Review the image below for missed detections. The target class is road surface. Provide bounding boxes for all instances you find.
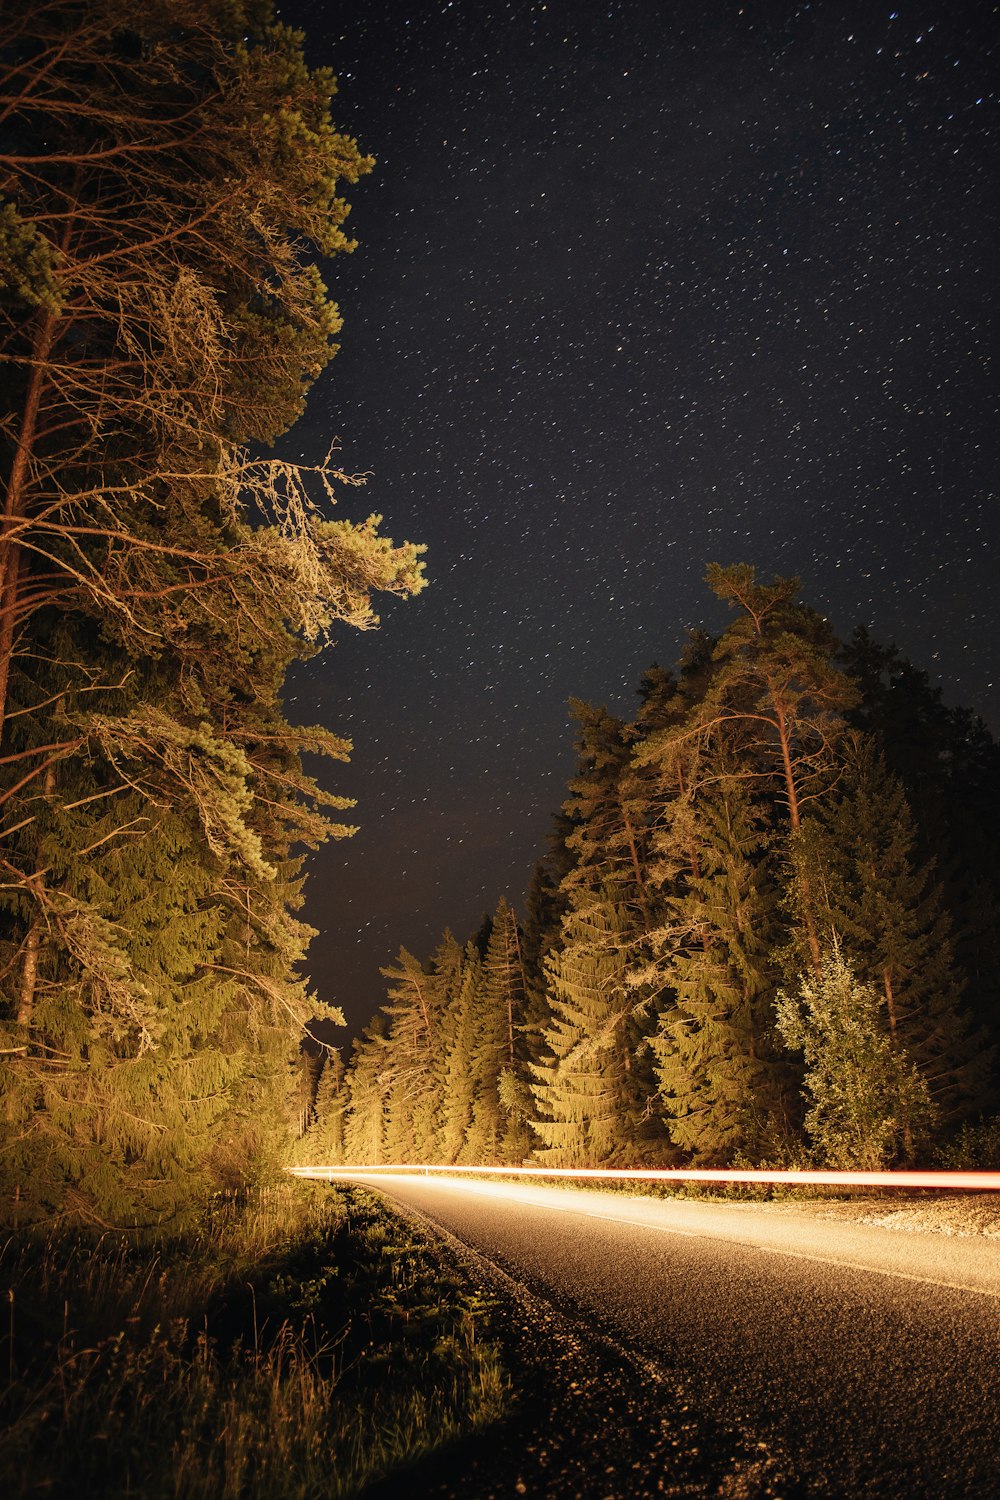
[341,1174,1000,1497]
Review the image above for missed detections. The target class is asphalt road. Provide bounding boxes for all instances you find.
[345,1175,1000,1498]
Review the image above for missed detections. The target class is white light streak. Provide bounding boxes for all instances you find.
[287,1164,1000,1191]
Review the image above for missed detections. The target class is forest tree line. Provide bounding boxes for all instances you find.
[0,0,423,1226]
[300,566,1000,1171]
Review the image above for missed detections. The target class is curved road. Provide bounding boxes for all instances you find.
[340,1174,1000,1497]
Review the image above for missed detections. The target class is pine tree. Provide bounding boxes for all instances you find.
[627,629,794,1161]
[0,0,383,731]
[700,564,858,973]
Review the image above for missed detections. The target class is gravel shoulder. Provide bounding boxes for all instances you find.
[734,1189,1000,1238]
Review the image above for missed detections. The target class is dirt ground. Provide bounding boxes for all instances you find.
[763,1191,1000,1238]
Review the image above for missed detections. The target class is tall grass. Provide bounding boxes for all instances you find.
[0,1184,506,1497]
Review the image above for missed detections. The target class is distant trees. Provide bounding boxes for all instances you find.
[0,1,424,1224]
[309,566,998,1174]
[301,900,536,1168]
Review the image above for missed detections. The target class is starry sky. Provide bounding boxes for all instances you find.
[274,0,1000,1034]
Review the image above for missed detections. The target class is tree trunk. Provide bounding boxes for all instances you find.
[773,693,822,974]
[622,802,652,933]
[504,916,516,1068]
[16,755,58,1027]
[883,965,915,1158]
[0,309,59,743]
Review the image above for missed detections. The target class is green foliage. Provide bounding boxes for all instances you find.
[532,900,662,1166]
[842,627,1000,1063]
[380,947,440,1163]
[791,738,990,1123]
[437,946,482,1163]
[0,201,63,312]
[324,905,537,1168]
[462,899,532,1164]
[520,849,571,1062]
[0,1,423,1224]
[341,1016,389,1166]
[776,950,933,1168]
[646,775,797,1163]
[934,1116,1000,1170]
[297,1049,346,1163]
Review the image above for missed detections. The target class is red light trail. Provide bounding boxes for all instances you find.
[288,1164,1000,1191]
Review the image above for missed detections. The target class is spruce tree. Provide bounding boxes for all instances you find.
[483,899,535,1160]
[794,739,990,1129]
[561,700,653,930]
[520,811,579,1067]
[298,1049,346,1165]
[438,946,483,1163]
[342,1018,389,1166]
[842,629,1000,1061]
[776,950,933,1169]
[648,774,797,1162]
[532,901,663,1166]
[379,948,439,1162]
[423,930,466,1161]
[459,900,532,1165]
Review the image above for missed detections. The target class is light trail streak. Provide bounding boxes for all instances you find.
[288,1164,1000,1191]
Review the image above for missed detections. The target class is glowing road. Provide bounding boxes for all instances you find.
[315,1173,1000,1497]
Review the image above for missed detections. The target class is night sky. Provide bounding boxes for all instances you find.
[274,0,1000,1034]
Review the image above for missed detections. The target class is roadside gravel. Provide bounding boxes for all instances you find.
[746,1190,1000,1237]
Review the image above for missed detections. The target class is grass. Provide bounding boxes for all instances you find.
[0,1182,506,1498]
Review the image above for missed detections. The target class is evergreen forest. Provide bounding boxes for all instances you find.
[299,565,1000,1172]
[3,0,998,1227]
[0,0,424,1227]
[5,5,997,1494]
